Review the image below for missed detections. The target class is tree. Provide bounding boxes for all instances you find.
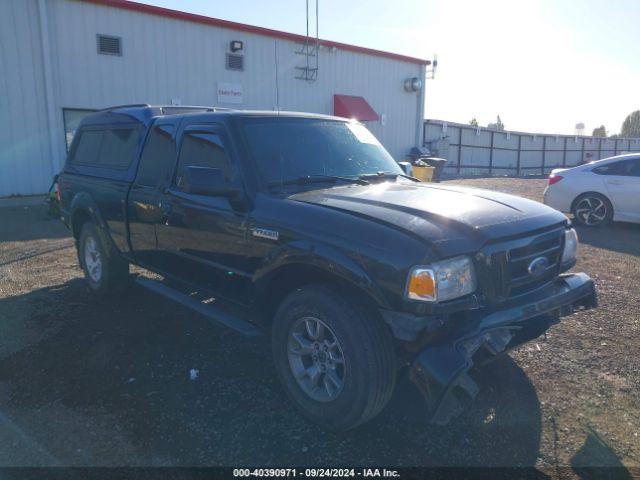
[469,118,479,127]
[620,110,640,138]
[592,125,607,137]
[488,115,505,131]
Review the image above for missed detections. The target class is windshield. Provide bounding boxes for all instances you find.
[240,117,403,186]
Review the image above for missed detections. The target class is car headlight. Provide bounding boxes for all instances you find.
[561,228,578,263]
[406,255,477,303]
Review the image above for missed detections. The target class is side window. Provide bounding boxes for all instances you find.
[63,108,97,151]
[98,128,140,168]
[72,130,103,165]
[618,159,640,177]
[628,159,640,177]
[136,125,176,187]
[70,127,139,169]
[593,161,623,175]
[175,130,233,190]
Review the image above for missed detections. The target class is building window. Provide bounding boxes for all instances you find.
[63,108,96,151]
[97,34,122,56]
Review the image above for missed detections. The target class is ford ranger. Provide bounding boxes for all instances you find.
[58,105,597,430]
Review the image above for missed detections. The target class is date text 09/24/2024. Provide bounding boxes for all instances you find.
[233,469,400,477]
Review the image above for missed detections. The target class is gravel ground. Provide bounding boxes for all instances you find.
[0,178,638,472]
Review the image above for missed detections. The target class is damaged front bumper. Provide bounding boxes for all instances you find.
[406,272,597,425]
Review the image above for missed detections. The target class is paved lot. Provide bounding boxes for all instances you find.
[0,178,638,470]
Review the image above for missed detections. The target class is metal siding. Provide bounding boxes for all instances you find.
[53,0,422,158]
[1,0,423,196]
[0,0,53,196]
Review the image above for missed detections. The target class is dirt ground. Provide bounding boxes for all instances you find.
[0,178,638,473]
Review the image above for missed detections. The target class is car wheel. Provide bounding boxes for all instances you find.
[272,285,396,431]
[79,222,129,296]
[572,193,613,227]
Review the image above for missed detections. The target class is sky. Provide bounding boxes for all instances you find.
[137,0,640,135]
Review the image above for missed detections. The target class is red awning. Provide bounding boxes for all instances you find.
[333,94,379,121]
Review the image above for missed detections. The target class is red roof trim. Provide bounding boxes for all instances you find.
[82,0,430,66]
[333,94,379,122]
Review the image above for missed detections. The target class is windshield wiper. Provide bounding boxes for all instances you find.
[267,175,370,190]
[358,171,420,182]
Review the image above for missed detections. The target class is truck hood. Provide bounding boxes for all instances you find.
[291,181,567,258]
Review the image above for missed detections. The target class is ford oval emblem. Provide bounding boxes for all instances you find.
[527,257,549,277]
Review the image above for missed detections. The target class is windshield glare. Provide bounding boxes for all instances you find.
[241,118,402,186]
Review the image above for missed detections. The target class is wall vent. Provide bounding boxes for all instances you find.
[226,53,244,71]
[97,34,122,56]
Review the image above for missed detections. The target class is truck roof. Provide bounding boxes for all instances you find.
[80,104,349,129]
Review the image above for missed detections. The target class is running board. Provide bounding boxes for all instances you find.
[136,277,263,337]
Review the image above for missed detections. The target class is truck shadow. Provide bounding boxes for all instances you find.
[0,205,70,242]
[575,222,640,257]
[0,279,541,467]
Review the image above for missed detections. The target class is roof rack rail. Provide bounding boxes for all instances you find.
[97,103,151,112]
[159,105,234,113]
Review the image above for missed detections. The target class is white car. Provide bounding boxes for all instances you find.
[543,154,640,227]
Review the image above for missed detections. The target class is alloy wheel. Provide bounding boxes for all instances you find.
[84,236,103,282]
[575,196,608,226]
[287,316,346,402]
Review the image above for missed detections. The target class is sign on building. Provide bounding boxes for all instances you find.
[217,82,243,104]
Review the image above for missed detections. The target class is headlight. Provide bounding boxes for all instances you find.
[406,255,477,303]
[562,228,578,263]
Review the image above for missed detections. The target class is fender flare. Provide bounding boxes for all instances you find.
[69,192,110,236]
[69,192,118,265]
[253,240,391,310]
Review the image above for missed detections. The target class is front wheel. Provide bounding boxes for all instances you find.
[572,193,613,227]
[79,222,129,296]
[272,285,396,431]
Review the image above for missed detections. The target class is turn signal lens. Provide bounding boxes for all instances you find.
[406,256,477,303]
[407,269,436,301]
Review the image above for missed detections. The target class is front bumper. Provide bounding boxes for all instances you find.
[407,272,597,425]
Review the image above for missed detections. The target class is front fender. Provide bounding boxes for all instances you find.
[253,240,391,309]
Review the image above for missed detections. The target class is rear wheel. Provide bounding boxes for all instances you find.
[572,193,613,227]
[79,222,129,296]
[272,285,396,431]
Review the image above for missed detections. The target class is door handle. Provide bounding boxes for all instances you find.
[159,201,173,224]
[160,202,172,214]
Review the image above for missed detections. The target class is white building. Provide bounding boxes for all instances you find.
[0,0,428,197]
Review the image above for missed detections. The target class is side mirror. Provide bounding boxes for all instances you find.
[184,166,239,197]
[397,161,413,177]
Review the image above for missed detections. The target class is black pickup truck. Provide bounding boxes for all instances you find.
[58,105,597,430]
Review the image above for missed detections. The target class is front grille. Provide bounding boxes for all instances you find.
[479,228,564,303]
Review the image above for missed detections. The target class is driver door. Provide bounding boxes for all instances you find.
[603,158,640,222]
[154,124,251,303]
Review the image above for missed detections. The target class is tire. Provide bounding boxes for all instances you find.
[572,193,613,227]
[78,222,129,296]
[272,285,396,431]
